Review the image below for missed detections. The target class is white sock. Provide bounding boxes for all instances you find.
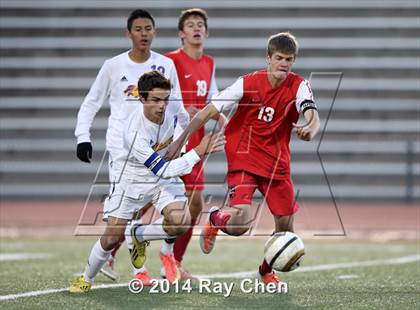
[125,219,143,250]
[125,227,133,251]
[160,240,174,255]
[134,217,170,242]
[83,239,112,282]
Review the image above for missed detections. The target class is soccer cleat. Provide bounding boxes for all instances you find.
[176,261,197,281]
[134,269,153,286]
[199,209,220,254]
[130,227,149,269]
[258,270,282,285]
[100,256,117,281]
[160,252,181,284]
[69,275,92,293]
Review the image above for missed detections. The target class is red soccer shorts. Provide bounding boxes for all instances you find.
[227,170,299,216]
[181,162,205,192]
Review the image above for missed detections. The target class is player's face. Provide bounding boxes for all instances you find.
[141,88,170,124]
[179,16,208,46]
[267,51,295,81]
[127,18,155,52]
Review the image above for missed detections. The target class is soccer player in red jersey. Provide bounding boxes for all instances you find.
[169,32,320,284]
[165,8,226,279]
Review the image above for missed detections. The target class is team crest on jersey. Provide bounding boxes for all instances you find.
[152,136,173,152]
[124,85,139,98]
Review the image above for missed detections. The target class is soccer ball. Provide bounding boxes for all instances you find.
[264,232,305,272]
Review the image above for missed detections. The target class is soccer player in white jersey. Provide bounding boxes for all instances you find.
[70,71,225,293]
[74,9,188,281]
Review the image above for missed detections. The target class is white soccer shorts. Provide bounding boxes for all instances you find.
[103,178,188,220]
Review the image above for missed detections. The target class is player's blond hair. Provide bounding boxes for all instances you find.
[267,32,299,56]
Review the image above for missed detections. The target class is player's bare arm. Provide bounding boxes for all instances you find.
[212,111,228,131]
[293,109,320,141]
[164,103,220,159]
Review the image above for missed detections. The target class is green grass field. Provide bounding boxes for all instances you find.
[0,236,419,309]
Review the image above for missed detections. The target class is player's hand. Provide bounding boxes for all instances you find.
[163,139,184,160]
[76,142,92,163]
[187,106,200,119]
[194,133,226,156]
[293,119,319,141]
[293,110,320,141]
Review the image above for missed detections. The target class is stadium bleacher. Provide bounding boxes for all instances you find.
[0,0,419,200]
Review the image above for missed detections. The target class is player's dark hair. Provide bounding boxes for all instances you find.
[127,9,155,31]
[138,71,172,100]
[267,32,299,56]
[178,8,208,31]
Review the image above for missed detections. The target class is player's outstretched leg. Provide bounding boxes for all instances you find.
[160,237,180,283]
[130,225,150,269]
[173,219,197,280]
[131,202,191,283]
[257,258,282,285]
[258,214,294,285]
[199,207,231,254]
[173,189,202,280]
[125,222,153,286]
[200,203,251,254]
[100,235,125,281]
[70,216,127,293]
[70,239,113,293]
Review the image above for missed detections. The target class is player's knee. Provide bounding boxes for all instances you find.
[100,235,120,251]
[163,214,191,236]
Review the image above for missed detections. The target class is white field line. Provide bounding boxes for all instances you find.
[0,284,127,301]
[336,274,360,280]
[0,253,50,261]
[1,254,419,301]
[197,254,420,279]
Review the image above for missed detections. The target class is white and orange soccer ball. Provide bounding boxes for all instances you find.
[264,232,305,272]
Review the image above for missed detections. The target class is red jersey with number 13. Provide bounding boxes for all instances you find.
[213,70,314,180]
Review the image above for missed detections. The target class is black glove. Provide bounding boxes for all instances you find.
[76,142,92,163]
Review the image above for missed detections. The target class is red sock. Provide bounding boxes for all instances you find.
[173,218,196,263]
[259,258,272,275]
[210,210,231,231]
[111,235,125,258]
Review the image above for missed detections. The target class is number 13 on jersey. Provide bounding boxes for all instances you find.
[258,106,275,122]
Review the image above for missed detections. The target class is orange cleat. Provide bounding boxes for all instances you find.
[258,271,282,285]
[199,220,219,254]
[160,252,180,284]
[134,269,153,286]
